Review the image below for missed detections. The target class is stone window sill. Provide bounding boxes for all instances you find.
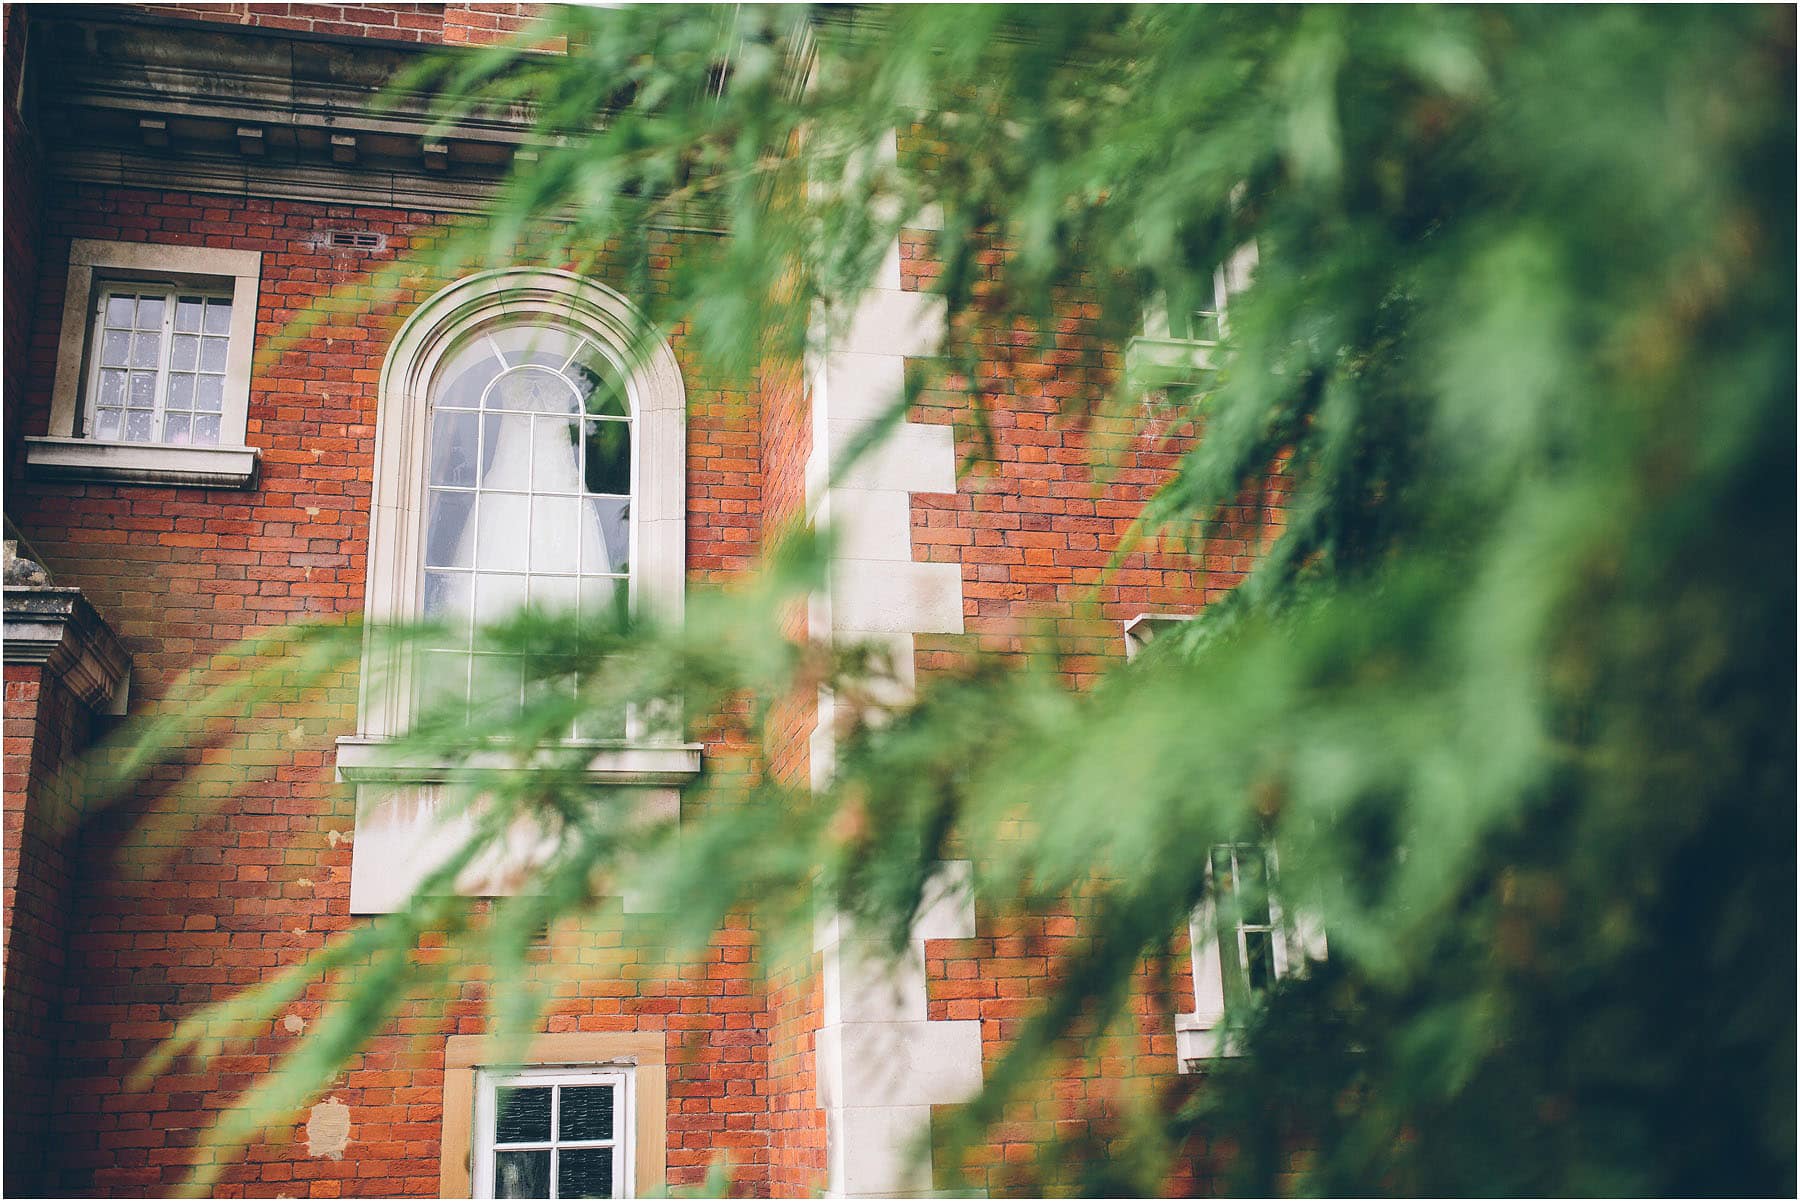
[1124,335,1220,387]
[333,735,704,787]
[24,436,260,490]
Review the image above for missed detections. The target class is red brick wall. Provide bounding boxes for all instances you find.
[4,178,776,1195]
[126,3,545,47]
[3,663,98,1195]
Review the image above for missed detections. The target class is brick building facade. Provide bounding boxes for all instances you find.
[2,6,1283,1197]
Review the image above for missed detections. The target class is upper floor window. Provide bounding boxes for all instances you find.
[418,322,636,732]
[86,287,235,446]
[25,239,262,489]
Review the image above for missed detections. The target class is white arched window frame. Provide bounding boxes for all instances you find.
[338,269,698,914]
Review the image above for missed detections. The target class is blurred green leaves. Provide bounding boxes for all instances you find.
[100,4,1795,1195]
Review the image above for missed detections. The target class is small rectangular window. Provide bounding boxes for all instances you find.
[83,283,235,446]
[1210,842,1288,1010]
[474,1066,635,1200]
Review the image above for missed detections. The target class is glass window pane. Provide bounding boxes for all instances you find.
[425,490,477,569]
[93,409,122,440]
[98,369,127,406]
[437,345,503,409]
[556,1148,615,1200]
[203,299,232,335]
[532,418,583,494]
[104,296,136,328]
[583,420,631,495]
[493,1086,552,1144]
[196,375,225,412]
[129,372,157,407]
[574,358,629,419]
[164,414,191,445]
[192,414,222,446]
[200,337,229,373]
[1245,930,1272,992]
[124,411,154,441]
[557,1085,614,1142]
[476,494,530,573]
[422,571,474,644]
[493,1150,551,1200]
[100,330,130,367]
[580,576,627,633]
[131,332,161,369]
[586,497,630,576]
[469,654,524,718]
[491,365,579,414]
[417,650,470,717]
[531,574,579,616]
[489,324,578,370]
[475,572,528,625]
[167,374,195,410]
[530,495,581,574]
[430,410,480,488]
[175,298,204,332]
[171,334,199,371]
[136,296,165,329]
[480,413,533,491]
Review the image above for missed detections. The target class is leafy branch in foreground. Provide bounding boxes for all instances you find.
[89,4,1795,1196]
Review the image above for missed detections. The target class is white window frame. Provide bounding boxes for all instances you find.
[473,1065,637,1200]
[339,269,700,914]
[25,239,262,489]
[1124,242,1259,389]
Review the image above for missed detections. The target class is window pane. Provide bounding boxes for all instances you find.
[1245,930,1272,992]
[476,494,530,573]
[105,296,135,327]
[196,375,225,412]
[491,365,578,414]
[425,490,476,569]
[579,576,627,633]
[575,358,629,419]
[530,574,579,615]
[131,332,161,369]
[200,337,228,373]
[480,413,533,490]
[167,374,195,410]
[203,299,232,335]
[587,497,630,576]
[100,330,130,367]
[422,571,473,644]
[470,654,524,719]
[583,420,631,495]
[557,1148,615,1200]
[164,414,191,445]
[93,409,122,440]
[494,1086,552,1144]
[124,411,154,441]
[171,334,199,371]
[192,414,222,446]
[430,410,480,488]
[438,348,503,409]
[417,650,470,717]
[532,418,583,494]
[98,370,127,406]
[175,298,204,332]
[490,324,578,371]
[136,296,166,328]
[129,372,157,407]
[531,495,581,574]
[475,572,528,624]
[558,1085,614,1142]
[493,1150,551,1200]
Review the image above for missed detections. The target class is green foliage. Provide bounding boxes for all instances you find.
[100,5,1793,1195]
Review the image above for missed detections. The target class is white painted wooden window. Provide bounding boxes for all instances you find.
[417,321,636,734]
[1177,841,1324,1069]
[83,285,235,446]
[474,1066,635,1200]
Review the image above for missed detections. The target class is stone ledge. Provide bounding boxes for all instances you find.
[2,586,132,713]
[24,437,261,490]
[334,735,704,787]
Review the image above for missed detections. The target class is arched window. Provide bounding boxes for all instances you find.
[350,268,687,742]
[417,321,636,733]
[340,269,695,914]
